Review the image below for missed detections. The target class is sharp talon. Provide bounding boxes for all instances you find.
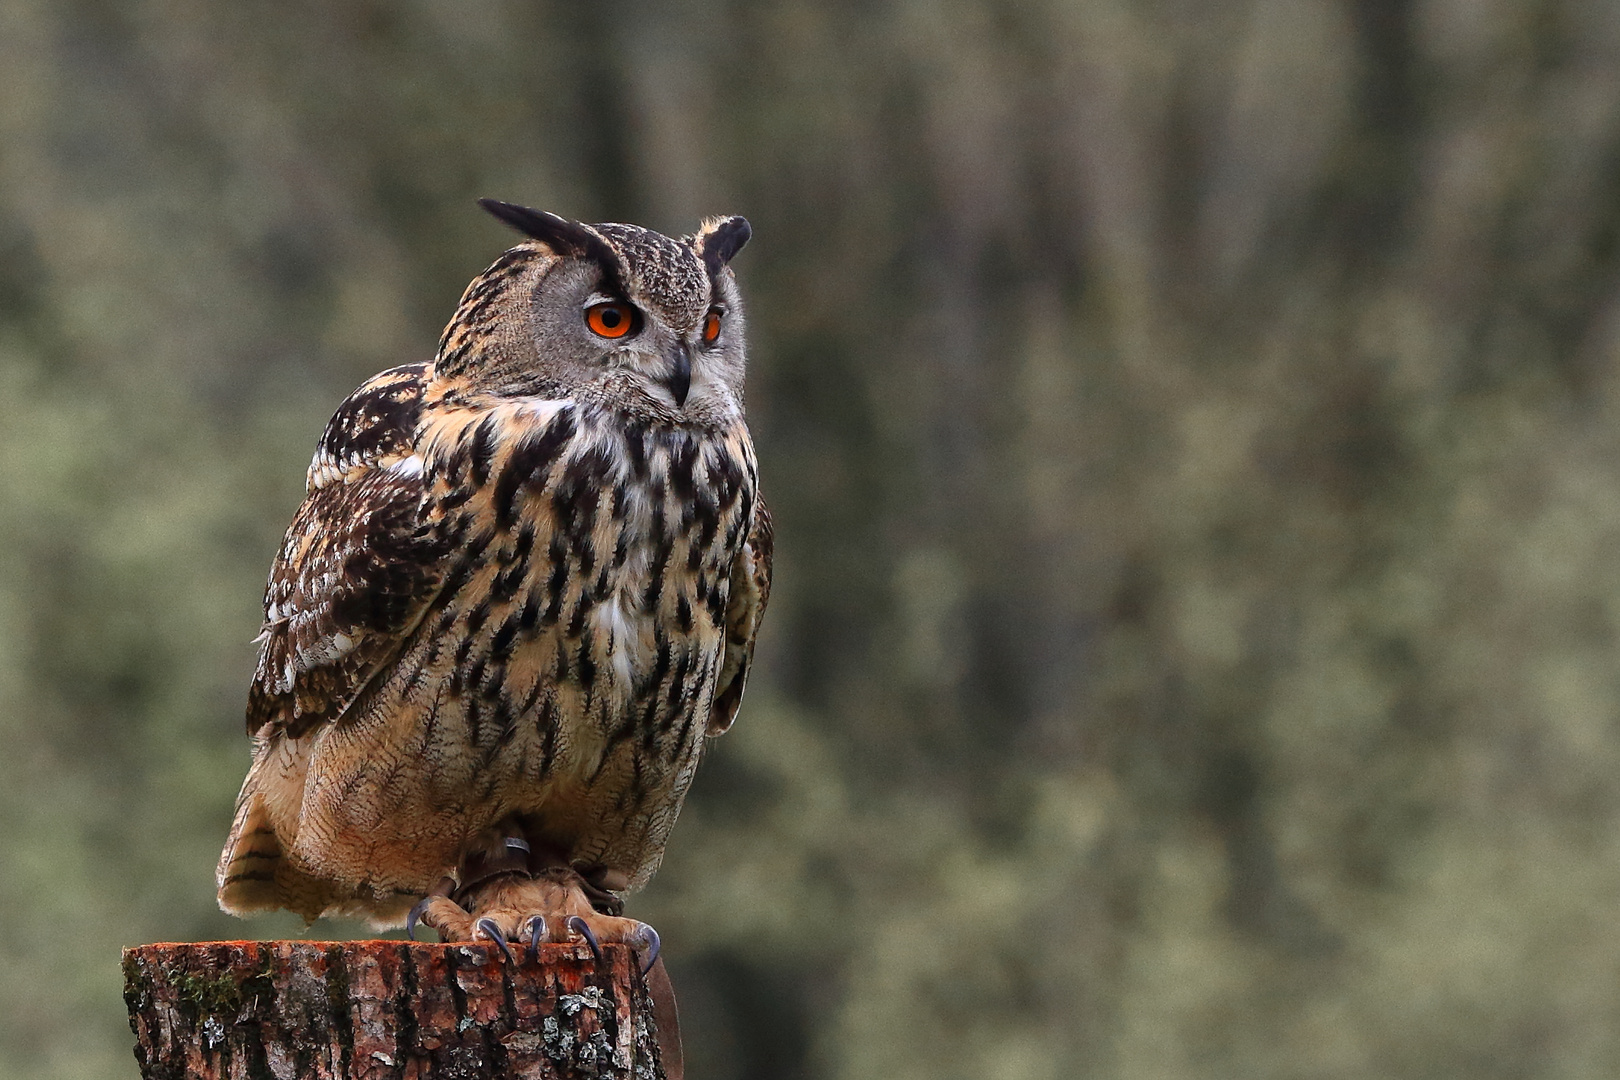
[406,897,432,942]
[632,922,661,977]
[568,915,604,964]
[505,836,531,855]
[407,877,456,942]
[524,915,546,964]
[476,917,517,964]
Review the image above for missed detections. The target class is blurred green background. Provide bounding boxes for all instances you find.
[4,0,1620,1076]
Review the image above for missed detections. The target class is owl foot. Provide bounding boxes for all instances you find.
[406,869,659,974]
[567,914,661,975]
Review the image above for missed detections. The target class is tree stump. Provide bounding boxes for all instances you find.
[123,940,675,1079]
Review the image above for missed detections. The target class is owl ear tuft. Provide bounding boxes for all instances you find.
[694,216,751,276]
[478,199,627,291]
[478,200,593,253]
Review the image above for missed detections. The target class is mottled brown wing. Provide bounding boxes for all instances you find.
[246,363,447,739]
[707,496,773,735]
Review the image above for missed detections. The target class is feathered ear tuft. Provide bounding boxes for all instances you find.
[478,199,627,292]
[478,199,594,255]
[693,216,752,277]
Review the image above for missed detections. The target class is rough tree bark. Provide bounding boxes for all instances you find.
[123,940,674,1080]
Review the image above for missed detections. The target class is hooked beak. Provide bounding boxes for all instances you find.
[666,343,692,408]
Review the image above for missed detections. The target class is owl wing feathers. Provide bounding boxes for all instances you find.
[708,496,772,735]
[223,363,456,920]
[246,363,448,740]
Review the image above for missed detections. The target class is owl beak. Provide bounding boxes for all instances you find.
[666,343,692,408]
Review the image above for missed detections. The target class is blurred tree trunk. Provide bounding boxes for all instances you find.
[123,941,673,1079]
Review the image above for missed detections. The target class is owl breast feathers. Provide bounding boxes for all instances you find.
[217,204,771,925]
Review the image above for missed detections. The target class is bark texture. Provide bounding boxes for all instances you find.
[123,940,667,1080]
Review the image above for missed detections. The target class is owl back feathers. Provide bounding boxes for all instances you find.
[246,363,445,740]
[221,363,446,921]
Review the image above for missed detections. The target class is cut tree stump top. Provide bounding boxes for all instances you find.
[123,940,669,1080]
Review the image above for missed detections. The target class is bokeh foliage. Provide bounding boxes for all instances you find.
[4,0,1620,1076]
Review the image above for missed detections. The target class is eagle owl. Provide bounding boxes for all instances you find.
[217,200,771,962]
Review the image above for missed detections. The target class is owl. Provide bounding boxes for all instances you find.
[216,200,771,967]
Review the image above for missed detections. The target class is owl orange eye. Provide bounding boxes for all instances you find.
[585,302,636,339]
[702,310,722,342]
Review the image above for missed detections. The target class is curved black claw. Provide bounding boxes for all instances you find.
[524,915,547,964]
[407,877,456,942]
[631,922,661,977]
[406,897,433,942]
[568,915,604,964]
[476,917,518,965]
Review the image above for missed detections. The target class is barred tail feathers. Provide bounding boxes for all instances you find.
[216,734,335,922]
[216,781,291,915]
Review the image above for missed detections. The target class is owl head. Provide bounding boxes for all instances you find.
[431,199,751,423]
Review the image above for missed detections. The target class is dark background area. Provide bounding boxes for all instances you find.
[5,1,1620,1077]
